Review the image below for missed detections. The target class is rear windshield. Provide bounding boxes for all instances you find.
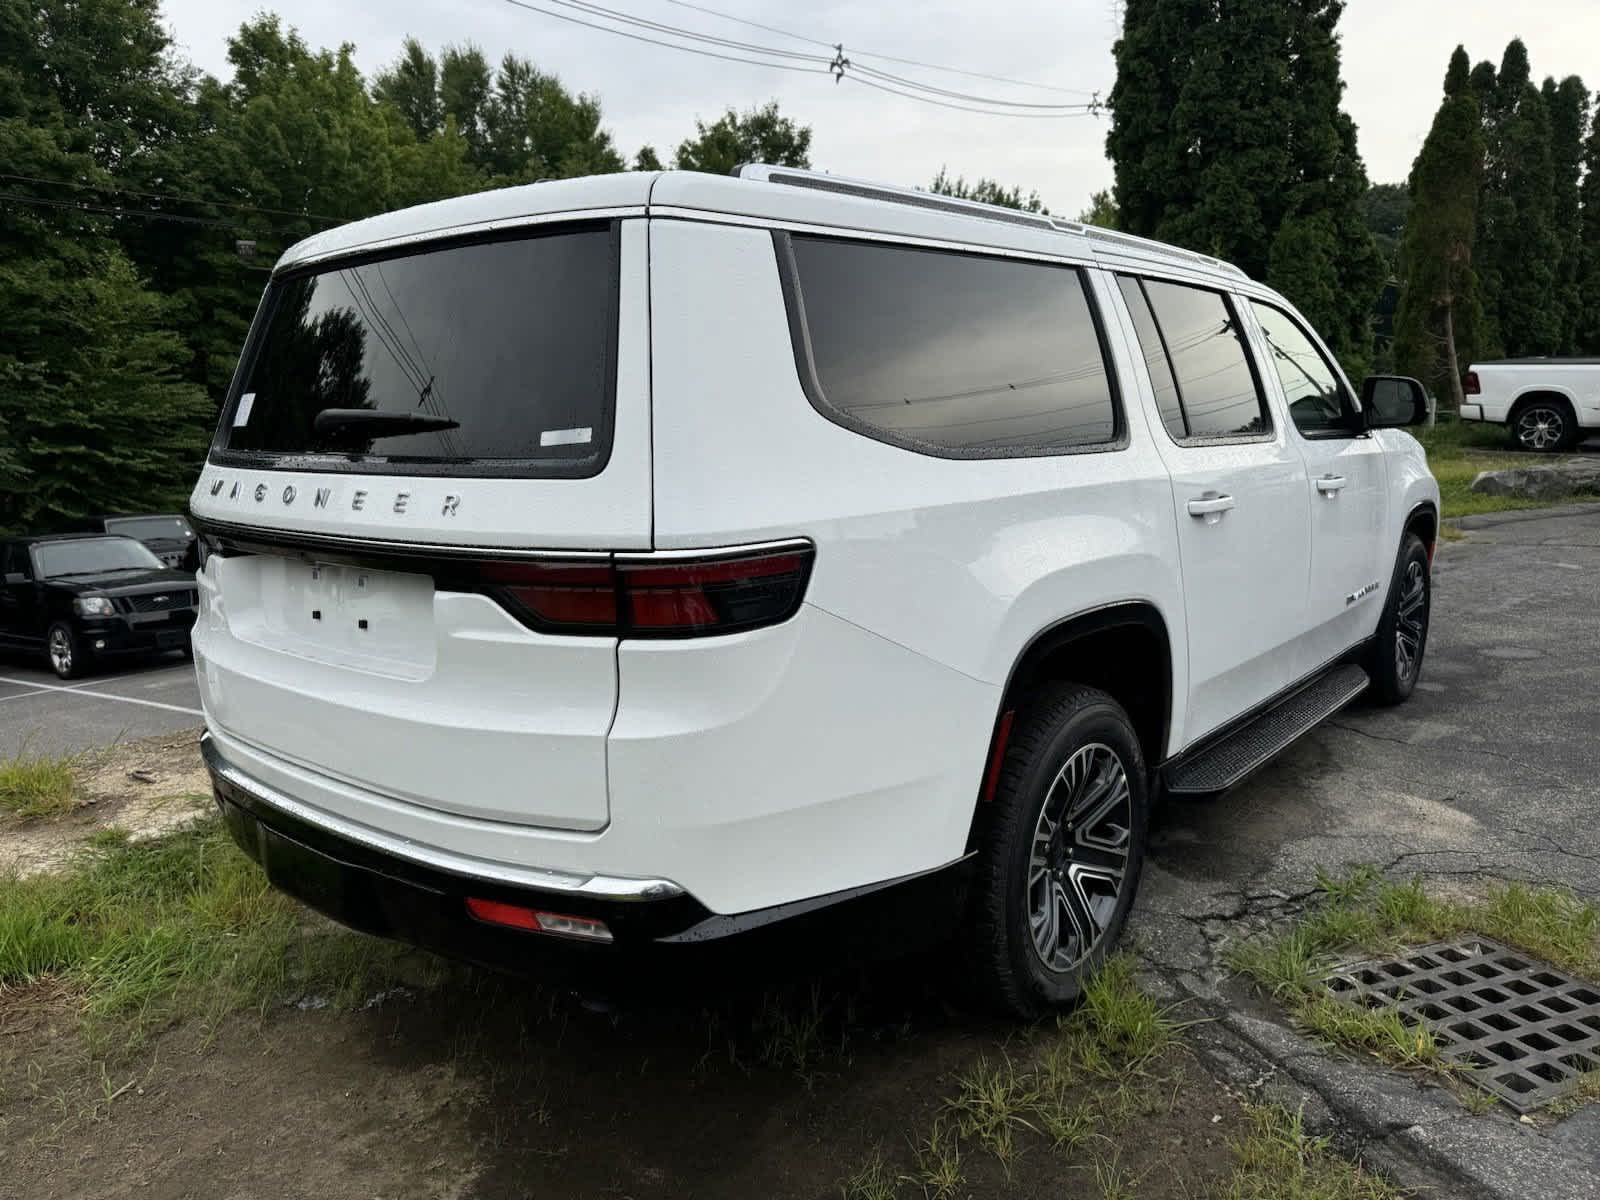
[216,223,618,478]
[105,516,193,541]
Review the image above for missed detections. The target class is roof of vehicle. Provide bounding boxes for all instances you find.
[7,532,142,547]
[276,165,1253,290]
[1472,358,1600,366]
[80,513,189,524]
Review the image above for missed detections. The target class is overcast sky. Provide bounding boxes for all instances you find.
[160,1,1600,217]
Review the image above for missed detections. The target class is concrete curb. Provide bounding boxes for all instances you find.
[1447,501,1600,531]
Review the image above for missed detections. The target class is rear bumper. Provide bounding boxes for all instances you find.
[202,732,973,963]
[1458,403,1485,422]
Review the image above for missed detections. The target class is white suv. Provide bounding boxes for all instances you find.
[189,167,1440,1015]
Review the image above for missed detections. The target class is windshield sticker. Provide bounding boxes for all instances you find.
[233,392,256,427]
[540,427,593,447]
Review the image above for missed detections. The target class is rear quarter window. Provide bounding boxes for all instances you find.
[776,233,1122,457]
[214,222,620,478]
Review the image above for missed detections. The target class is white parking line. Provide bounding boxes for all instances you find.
[0,675,203,717]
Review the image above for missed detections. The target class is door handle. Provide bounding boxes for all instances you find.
[1315,474,1348,495]
[1186,492,1236,518]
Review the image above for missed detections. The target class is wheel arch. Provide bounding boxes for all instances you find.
[1404,499,1438,560]
[1507,388,1579,425]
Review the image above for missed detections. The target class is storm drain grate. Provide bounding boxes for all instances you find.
[1324,936,1600,1112]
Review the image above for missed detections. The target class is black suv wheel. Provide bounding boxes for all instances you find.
[966,684,1149,1017]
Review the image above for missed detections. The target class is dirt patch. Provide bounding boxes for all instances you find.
[0,957,1272,1200]
[0,729,208,877]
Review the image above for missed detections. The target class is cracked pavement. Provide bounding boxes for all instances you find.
[1130,504,1600,1200]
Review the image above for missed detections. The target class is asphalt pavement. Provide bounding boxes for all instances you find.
[0,652,202,759]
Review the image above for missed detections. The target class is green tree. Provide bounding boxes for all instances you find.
[675,102,810,175]
[929,167,1046,213]
[1393,47,1486,409]
[1579,97,1600,352]
[373,37,442,140]
[1363,183,1410,267]
[1106,0,1382,374]
[1475,40,1563,357]
[633,145,663,171]
[1076,189,1119,228]
[1542,75,1589,353]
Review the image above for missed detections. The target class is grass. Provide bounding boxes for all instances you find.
[0,817,431,1050]
[1227,870,1600,1106]
[1217,1104,1406,1200]
[0,747,79,819]
[1414,417,1596,520]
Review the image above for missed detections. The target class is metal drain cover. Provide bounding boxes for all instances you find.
[1325,936,1600,1112]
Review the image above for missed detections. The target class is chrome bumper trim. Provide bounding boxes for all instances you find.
[199,731,686,901]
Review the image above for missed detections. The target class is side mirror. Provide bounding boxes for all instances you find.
[3,572,26,585]
[1361,376,1430,428]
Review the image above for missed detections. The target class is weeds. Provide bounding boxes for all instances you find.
[839,1151,898,1200]
[0,747,78,818]
[1217,1105,1405,1199]
[0,817,424,1049]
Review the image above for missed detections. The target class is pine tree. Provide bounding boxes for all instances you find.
[1543,76,1591,353]
[1579,98,1600,353]
[1107,0,1382,374]
[1393,48,1486,409]
[1475,40,1563,356]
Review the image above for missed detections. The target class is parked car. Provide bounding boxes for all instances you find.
[0,534,198,678]
[74,513,200,570]
[1459,359,1600,451]
[188,167,1439,1015]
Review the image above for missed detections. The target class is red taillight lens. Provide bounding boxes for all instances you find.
[1463,371,1480,396]
[465,897,613,943]
[473,543,814,638]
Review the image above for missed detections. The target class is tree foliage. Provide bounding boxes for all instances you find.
[1106,0,1383,376]
[1393,47,1486,408]
[674,102,810,175]
[1580,101,1600,353]
[928,167,1047,213]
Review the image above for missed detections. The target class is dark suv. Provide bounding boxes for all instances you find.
[0,535,199,678]
[75,513,200,570]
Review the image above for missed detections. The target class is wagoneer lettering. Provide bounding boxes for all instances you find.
[187,166,1440,1016]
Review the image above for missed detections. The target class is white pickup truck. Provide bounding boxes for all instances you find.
[1460,359,1600,451]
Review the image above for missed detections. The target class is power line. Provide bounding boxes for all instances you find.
[849,63,1095,111]
[542,0,827,63]
[656,0,1099,96]
[844,74,1097,119]
[0,172,346,225]
[0,190,254,231]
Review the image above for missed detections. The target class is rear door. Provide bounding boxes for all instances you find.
[190,218,652,832]
[1111,275,1311,744]
[1243,299,1388,669]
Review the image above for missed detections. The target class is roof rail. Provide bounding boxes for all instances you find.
[735,163,1247,279]
[736,164,1059,234]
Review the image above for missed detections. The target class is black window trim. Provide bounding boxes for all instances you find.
[1116,272,1276,449]
[207,218,624,481]
[1244,296,1365,441]
[773,230,1130,460]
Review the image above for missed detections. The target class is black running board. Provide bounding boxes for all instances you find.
[1163,663,1370,796]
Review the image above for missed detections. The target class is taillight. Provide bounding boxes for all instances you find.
[465,897,613,943]
[475,542,814,638]
[1463,371,1480,396]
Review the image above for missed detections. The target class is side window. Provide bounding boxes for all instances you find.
[1248,301,1354,437]
[1116,277,1187,440]
[2,545,28,579]
[1135,279,1270,440]
[780,234,1121,455]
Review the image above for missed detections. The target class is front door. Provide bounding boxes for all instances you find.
[1109,275,1311,744]
[1242,300,1389,672]
[0,544,39,646]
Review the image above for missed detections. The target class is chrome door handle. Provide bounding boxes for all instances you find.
[1186,492,1236,517]
[1315,474,1348,495]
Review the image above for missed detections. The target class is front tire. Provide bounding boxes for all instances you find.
[966,684,1149,1018]
[46,622,89,680]
[1369,534,1430,706]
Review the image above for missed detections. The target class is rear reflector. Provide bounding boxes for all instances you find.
[465,897,614,943]
[477,542,814,638]
[1463,371,1480,396]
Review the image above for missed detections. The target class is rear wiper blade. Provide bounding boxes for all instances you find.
[312,409,460,439]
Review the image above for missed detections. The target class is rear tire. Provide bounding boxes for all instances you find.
[966,684,1149,1018]
[1510,399,1578,452]
[46,622,89,680]
[1369,534,1430,706]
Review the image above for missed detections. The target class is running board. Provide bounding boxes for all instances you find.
[1164,663,1370,796]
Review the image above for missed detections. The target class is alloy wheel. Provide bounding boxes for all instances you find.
[1027,742,1132,973]
[1395,560,1428,683]
[48,628,72,676]
[1517,406,1565,451]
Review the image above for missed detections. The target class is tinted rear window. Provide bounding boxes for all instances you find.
[217,224,618,477]
[782,234,1120,455]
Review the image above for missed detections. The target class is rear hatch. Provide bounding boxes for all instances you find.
[190,217,651,832]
